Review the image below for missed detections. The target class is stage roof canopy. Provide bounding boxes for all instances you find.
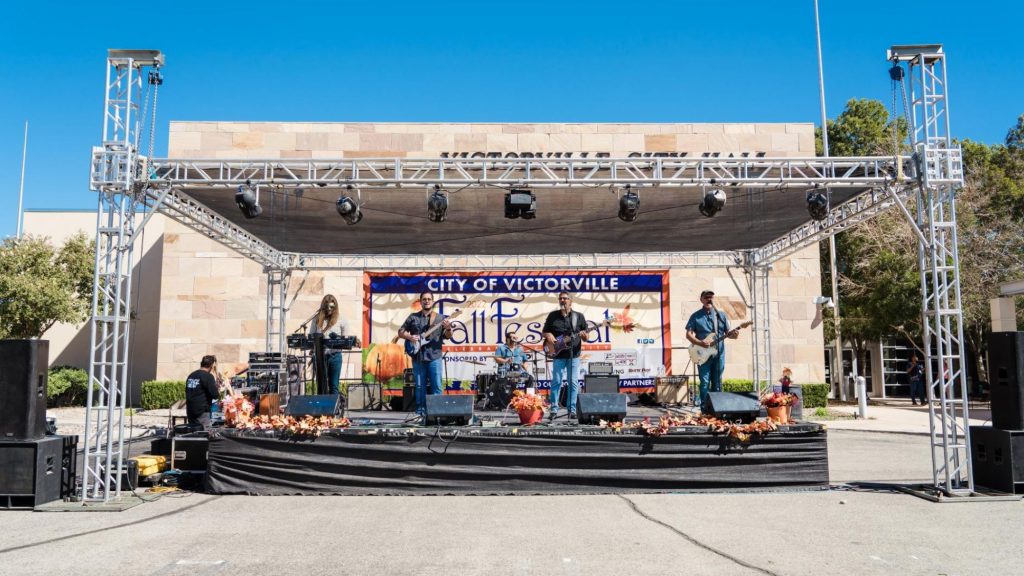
[180,184,869,255]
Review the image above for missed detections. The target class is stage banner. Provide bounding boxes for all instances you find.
[361,271,670,395]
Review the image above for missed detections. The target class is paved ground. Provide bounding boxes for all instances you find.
[2,418,1020,576]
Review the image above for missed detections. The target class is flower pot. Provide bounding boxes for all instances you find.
[766,405,791,424]
[518,409,544,425]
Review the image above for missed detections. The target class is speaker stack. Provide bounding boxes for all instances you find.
[0,340,73,509]
[971,331,1024,494]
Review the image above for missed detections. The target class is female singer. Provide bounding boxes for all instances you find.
[308,295,347,394]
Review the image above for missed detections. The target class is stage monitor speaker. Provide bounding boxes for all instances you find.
[584,374,620,395]
[285,394,342,417]
[970,426,1024,494]
[425,395,474,426]
[576,393,628,424]
[705,392,760,424]
[988,331,1024,430]
[0,340,49,440]
[0,437,64,509]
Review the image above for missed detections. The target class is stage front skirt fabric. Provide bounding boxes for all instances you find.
[203,424,828,495]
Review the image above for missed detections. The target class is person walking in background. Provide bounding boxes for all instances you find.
[907,354,926,405]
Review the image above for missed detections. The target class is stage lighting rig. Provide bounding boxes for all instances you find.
[235,181,262,219]
[698,188,726,218]
[336,186,363,225]
[428,184,448,223]
[617,185,640,222]
[806,190,830,221]
[504,188,536,219]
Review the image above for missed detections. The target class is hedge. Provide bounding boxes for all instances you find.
[141,380,186,410]
[47,366,90,407]
[800,383,829,408]
[713,379,829,408]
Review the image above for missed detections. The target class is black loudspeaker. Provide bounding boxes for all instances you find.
[989,332,1024,430]
[285,394,342,417]
[584,374,620,395]
[705,392,760,423]
[424,395,474,426]
[576,393,628,425]
[0,437,64,509]
[970,426,1024,494]
[0,340,49,440]
[404,368,416,384]
[403,384,416,411]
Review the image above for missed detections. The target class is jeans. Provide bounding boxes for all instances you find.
[550,357,581,415]
[910,379,926,403]
[325,352,343,395]
[697,351,725,410]
[413,358,444,415]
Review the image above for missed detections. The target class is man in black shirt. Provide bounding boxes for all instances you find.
[185,355,222,430]
[398,291,453,417]
[542,291,588,420]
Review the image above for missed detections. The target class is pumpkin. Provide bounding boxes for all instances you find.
[365,343,411,380]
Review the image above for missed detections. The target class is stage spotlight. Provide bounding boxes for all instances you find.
[807,190,829,221]
[336,186,363,225]
[618,186,640,222]
[235,182,262,219]
[505,188,536,219]
[698,188,726,218]
[428,185,448,223]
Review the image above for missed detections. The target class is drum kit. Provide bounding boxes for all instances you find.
[478,356,536,410]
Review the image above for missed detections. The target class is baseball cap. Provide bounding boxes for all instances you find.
[700,290,715,298]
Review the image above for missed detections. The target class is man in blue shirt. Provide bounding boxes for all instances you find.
[685,290,738,410]
[494,329,535,388]
[398,291,453,417]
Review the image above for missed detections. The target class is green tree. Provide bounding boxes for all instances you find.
[0,233,96,339]
[819,103,1024,388]
[818,99,919,376]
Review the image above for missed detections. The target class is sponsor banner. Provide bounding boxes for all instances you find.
[361,271,669,394]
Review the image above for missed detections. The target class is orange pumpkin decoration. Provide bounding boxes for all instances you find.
[365,343,411,380]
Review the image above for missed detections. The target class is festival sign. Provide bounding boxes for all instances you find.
[361,271,670,395]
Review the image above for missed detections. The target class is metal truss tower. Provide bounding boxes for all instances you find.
[889,45,971,495]
[82,50,163,502]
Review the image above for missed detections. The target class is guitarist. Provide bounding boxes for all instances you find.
[686,290,738,410]
[542,291,589,421]
[398,291,453,417]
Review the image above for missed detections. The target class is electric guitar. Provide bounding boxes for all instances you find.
[688,320,752,366]
[543,319,613,357]
[401,300,484,357]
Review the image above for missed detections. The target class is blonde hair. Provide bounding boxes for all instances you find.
[316,295,340,331]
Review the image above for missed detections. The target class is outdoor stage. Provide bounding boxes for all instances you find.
[202,407,829,496]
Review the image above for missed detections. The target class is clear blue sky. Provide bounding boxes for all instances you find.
[2,0,1021,239]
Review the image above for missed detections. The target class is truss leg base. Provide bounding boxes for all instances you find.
[34,494,146,512]
[895,484,1022,503]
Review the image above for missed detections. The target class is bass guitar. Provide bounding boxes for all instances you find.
[688,320,752,366]
[542,319,612,357]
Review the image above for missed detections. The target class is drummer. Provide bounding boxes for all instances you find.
[494,329,535,387]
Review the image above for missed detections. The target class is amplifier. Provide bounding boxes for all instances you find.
[249,351,283,364]
[584,374,620,394]
[287,334,313,350]
[588,362,614,375]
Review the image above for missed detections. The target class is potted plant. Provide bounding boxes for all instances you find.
[761,391,799,424]
[509,390,547,425]
[222,394,255,426]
